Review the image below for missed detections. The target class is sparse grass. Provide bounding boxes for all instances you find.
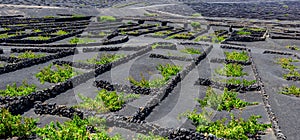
[0,81,36,97]
[43,15,56,18]
[77,54,125,65]
[75,89,139,112]
[10,51,46,59]
[144,12,157,17]
[216,63,248,77]
[180,47,201,55]
[36,64,79,84]
[99,16,116,22]
[198,87,258,111]
[69,37,96,44]
[248,27,266,32]
[71,14,86,18]
[280,85,300,96]
[224,51,249,62]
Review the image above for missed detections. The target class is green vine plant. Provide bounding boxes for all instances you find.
[215,63,248,77]
[0,81,36,97]
[69,37,96,44]
[134,132,167,140]
[180,47,201,55]
[0,108,37,139]
[10,51,46,59]
[74,89,139,112]
[182,109,271,140]
[35,115,121,140]
[52,30,68,35]
[198,87,258,111]
[129,64,182,88]
[156,63,182,80]
[276,57,300,79]
[35,64,80,84]
[27,36,51,41]
[224,51,249,62]
[153,30,172,37]
[128,73,166,88]
[280,85,300,96]
[77,54,125,65]
[218,78,256,86]
[236,29,251,36]
[285,45,299,51]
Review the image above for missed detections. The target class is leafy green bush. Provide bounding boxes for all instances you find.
[0,108,37,138]
[198,87,258,111]
[224,51,249,62]
[280,85,300,96]
[75,89,139,112]
[180,47,201,55]
[99,16,116,22]
[78,54,125,65]
[184,110,271,139]
[35,115,120,140]
[0,81,36,97]
[69,37,96,44]
[216,63,248,77]
[156,64,182,80]
[36,64,79,84]
[10,51,46,59]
